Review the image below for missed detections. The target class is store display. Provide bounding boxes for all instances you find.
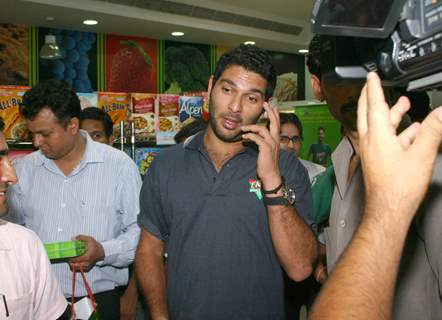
[273,72,298,102]
[0,24,29,86]
[130,93,156,141]
[164,43,210,94]
[0,85,30,140]
[106,35,157,93]
[44,240,86,260]
[179,96,203,123]
[156,94,179,145]
[135,147,161,176]
[77,92,98,109]
[48,29,96,92]
[98,92,130,135]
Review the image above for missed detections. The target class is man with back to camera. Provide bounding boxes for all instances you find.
[0,116,68,319]
[135,44,318,320]
[307,34,442,319]
[6,80,142,320]
[307,127,332,166]
[310,72,442,320]
[79,107,114,146]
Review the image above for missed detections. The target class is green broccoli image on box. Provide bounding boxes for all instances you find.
[165,45,210,94]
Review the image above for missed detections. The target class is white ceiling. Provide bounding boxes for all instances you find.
[0,0,316,53]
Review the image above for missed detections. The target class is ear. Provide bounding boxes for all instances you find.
[107,134,114,146]
[311,75,325,102]
[68,117,80,134]
[207,75,214,96]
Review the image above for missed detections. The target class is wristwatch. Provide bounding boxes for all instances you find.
[263,184,296,206]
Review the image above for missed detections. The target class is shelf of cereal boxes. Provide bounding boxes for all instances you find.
[81,91,208,177]
[0,86,207,176]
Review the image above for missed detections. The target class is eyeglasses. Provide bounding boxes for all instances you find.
[0,294,9,317]
[280,135,303,144]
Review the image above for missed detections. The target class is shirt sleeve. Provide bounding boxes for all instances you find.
[137,154,169,241]
[31,231,68,319]
[281,152,316,232]
[98,160,142,267]
[5,160,26,225]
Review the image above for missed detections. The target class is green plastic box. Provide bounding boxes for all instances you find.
[44,240,86,260]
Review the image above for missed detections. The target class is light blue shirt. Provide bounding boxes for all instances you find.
[7,131,141,297]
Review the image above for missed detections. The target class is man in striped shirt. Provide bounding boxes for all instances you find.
[7,80,142,320]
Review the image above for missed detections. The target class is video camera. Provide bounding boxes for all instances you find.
[311,0,442,90]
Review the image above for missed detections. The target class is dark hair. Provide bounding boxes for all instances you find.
[280,113,303,137]
[20,80,82,126]
[174,118,207,143]
[80,107,114,139]
[306,35,322,78]
[0,117,4,132]
[213,44,276,100]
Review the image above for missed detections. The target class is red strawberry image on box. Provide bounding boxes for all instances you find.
[108,40,153,93]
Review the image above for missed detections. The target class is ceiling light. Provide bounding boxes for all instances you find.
[40,35,62,60]
[244,41,256,45]
[83,19,98,25]
[171,31,184,37]
[298,49,309,54]
[45,16,55,22]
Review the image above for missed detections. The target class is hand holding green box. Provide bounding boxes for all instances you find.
[44,240,86,260]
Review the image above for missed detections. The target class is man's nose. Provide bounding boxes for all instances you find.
[228,95,243,113]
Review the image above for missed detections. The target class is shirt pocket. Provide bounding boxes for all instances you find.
[3,292,32,320]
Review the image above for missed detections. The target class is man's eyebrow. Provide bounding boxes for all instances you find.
[219,79,265,97]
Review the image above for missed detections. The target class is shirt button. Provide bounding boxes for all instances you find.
[340,219,346,228]
[61,203,66,208]
[64,179,68,183]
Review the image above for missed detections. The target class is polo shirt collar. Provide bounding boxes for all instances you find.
[184,129,258,156]
[35,130,104,167]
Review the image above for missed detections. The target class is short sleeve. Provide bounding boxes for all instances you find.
[32,232,67,318]
[137,156,170,241]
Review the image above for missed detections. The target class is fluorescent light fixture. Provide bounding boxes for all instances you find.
[244,41,256,45]
[298,49,309,54]
[40,35,62,60]
[171,31,184,37]
[83,19,98,25]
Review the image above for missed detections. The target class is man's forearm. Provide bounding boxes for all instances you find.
[310,202,412,320]
[268,205,318,281]
[135,231,169,320]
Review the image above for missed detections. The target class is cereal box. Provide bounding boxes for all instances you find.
[130,93,156,141]
[184,91,208,121]
[179,96,203,123]
[77,92,98,110]
[135,147,162,176]
[98,92,130,135]
[0,86,30,140]
[156,94,179,145]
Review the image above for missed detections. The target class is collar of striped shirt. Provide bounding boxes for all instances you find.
[34,130,105,167]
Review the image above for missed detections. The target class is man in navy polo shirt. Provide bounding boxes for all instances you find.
[136,45,317,320]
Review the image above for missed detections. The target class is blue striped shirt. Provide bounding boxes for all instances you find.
[6,131,141,297]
